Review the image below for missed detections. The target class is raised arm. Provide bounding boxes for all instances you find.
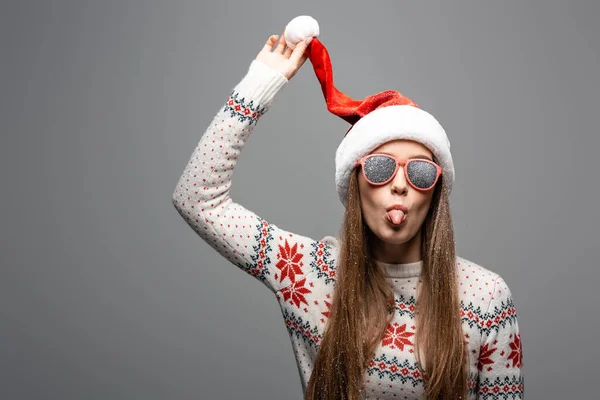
[476,275,524,399]
[171,33,330,295]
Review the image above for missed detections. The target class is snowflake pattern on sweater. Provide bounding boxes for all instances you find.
[172,59,524,399]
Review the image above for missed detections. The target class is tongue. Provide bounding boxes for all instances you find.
[387,210,405,225]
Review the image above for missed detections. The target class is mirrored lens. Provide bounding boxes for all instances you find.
[407,160,437,189]
[363,155,397,183]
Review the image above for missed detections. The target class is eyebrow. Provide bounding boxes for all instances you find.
[378,152,433,161]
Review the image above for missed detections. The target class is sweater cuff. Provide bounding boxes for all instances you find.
[235,60,289,109]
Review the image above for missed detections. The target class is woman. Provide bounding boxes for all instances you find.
[172,17,524,400]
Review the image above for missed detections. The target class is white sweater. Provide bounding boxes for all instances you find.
[172,59,524,399]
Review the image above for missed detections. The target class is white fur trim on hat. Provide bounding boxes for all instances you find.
[335,105,454,206]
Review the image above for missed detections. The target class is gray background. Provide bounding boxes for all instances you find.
[2,0,598,399]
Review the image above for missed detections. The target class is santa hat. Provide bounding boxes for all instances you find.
[284,16,455,206]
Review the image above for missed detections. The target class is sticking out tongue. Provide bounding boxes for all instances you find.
[387,210,405,225]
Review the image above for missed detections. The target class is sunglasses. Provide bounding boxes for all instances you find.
[355,154,442,191]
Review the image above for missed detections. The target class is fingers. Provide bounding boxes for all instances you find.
[262,35,279,52]
[275,28,287,54]
[289,37,312,65]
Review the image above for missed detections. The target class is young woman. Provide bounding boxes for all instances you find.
[172,17,524,400]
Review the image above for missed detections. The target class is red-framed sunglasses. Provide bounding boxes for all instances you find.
[355,153,443,191]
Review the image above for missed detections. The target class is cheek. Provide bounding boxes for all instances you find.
[358,184,381,221]
[411,194,434,221]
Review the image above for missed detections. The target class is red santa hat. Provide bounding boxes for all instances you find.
[284,16,455,206]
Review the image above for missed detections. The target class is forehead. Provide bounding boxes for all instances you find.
[370,139,433,158]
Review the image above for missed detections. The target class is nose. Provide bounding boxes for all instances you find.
[390,165,408,195]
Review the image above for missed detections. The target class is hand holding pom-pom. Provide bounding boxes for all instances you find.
[255,16,319,80]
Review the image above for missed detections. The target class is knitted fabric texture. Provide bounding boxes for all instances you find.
[172,59,524,399]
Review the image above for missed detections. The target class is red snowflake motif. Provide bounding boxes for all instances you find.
[276,239,304,283]
[321,300,331,319]
[508,333,522,368]
[280,277,311,308]
[381,323,415,351]
[478,343,497,371]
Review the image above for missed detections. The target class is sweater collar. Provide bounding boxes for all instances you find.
[373,259,422,278]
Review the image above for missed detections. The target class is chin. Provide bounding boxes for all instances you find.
[375,225,414,244]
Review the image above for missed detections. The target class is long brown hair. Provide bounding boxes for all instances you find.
[304,156,469,399]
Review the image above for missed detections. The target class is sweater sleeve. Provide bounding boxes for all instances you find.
[172,59,331,296]
[476,275,524,399]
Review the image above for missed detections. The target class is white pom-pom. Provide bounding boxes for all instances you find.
[284,15,320,50]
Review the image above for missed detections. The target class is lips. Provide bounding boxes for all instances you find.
[386,204,408,212]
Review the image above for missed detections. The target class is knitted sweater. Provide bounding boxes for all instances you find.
[171,59,524,399]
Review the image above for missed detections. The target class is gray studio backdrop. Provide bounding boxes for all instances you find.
[2,0,599,399]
